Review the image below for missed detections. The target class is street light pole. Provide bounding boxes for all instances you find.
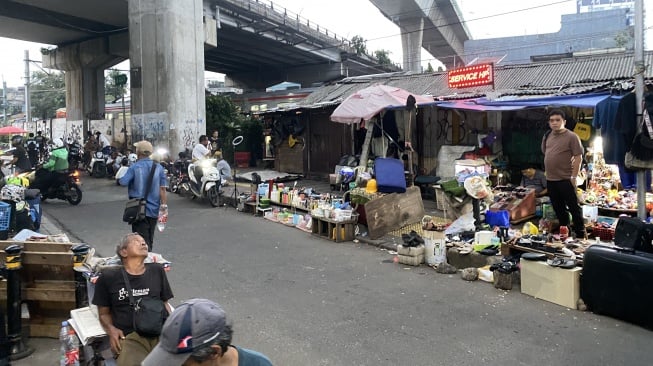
[634,0,646,219]
[23,50,30,130]
[2,79,6,125]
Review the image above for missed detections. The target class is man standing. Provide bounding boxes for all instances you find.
[25,133,38,168]
[9,135,32,173]
[93,233,174,366]
[542,109,586,239]
[142,298,272,366]
[119,140,167,251]
[35,131,47,161]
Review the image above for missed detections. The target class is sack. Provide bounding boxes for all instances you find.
[132,297,166,337]
[625,151,653,170]
[123,198,146,224]
[486,210,510,227]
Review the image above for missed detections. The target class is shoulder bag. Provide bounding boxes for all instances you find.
[123,162,158,224]
[625,109,653,170]
[121,268,166,337]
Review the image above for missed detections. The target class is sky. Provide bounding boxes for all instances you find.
[0,0,651,88]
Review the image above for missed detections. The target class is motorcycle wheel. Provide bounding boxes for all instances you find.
[207,185,221,207]
[67,185,83,205]
[92,164,106,178]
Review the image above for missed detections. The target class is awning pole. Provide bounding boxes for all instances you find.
[634,0,646,219]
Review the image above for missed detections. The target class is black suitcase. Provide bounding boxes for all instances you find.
[581,245,653,329]
[613,217,653,253]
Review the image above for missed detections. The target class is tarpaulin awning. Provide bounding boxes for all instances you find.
[475,92,611,109]
[434,92,611,111]
[330,84,434,124]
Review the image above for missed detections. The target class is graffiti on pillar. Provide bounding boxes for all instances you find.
[90,120,113,145]
[131,113,168,148]
[179,118,204,151]
[65,120,83,144]
[51,118,67,141]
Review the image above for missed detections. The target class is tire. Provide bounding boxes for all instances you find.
[67,185,83,205]
[207,185,221,207]
[92,163,106,179]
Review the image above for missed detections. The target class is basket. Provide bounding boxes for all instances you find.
[592,225,615,241]
[0,202,10,231]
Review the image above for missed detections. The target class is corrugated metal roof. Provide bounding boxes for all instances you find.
[295,51,653,109]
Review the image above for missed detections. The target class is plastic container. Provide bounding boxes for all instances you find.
[59,321,80,366]
[157,205,168,232]
[0,201,10,231]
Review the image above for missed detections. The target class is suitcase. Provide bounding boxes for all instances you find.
[374,158,406,193]
[581,245,653,329]
[613,217,653,253]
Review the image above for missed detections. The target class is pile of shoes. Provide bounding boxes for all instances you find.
[397,231,425,266]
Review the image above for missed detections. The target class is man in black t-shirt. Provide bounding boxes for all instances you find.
[35,131,47,161]
[9,135,32,173]
[93,233,174,365]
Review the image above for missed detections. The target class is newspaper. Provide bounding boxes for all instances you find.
[68,305,107,346]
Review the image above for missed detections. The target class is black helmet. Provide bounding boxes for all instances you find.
[11,135,23,146]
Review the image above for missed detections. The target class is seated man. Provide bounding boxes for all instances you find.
[520,165,547,198]
[92,233,174,366]
[142,298,272,366]
[215,151,232,184]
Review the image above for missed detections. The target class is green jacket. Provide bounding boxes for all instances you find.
[43,147,69,172]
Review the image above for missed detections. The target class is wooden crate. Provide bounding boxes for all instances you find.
[0,241,77,338]
[311,216,357,243]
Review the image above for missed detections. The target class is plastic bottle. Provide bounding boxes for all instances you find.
[59,321,80,366]
[157,204,168,232]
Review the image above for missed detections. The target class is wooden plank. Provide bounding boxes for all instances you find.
[0,280,76,302]
[0,252,73,266]
[364,187,425,239]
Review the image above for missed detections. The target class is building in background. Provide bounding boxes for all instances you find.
[464,1,635,65]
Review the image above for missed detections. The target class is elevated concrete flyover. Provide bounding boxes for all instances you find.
[369,0,470,71]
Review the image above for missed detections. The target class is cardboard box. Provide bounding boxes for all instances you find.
[520,259,581,309]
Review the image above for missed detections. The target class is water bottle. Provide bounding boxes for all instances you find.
[59,321,80,366]
[157,204,168,232]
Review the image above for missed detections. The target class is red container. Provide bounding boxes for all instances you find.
[234,152,251,168]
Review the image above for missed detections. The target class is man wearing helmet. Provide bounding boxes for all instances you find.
[9,135,32,173]
[36,137,69,194]
[35,131,47,161]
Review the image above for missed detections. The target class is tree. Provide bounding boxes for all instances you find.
[614,28,634,50]
[425,62,434,73]
[205,95,247,162]
[374,49,392,67]
[105,69,128,103]
[30,71,65,120]
[351,35,367,56]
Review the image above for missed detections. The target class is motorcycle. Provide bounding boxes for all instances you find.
[68,141,83,170]
[87,150,107,178]
[30,169,83,205]
[182,158,223,207]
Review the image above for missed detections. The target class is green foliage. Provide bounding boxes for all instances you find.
[30,71,65,120]
[374,49,392,66]
[105,69,127,103]
[614,28,634,50]
[351,35,367,56]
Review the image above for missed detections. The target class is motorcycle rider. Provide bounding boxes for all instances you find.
[25,133,38,168]
[95,131,111,151]
[83,131,98,167]
[191,135,211,190]
[37,137,69,195]
[9,135,32,173]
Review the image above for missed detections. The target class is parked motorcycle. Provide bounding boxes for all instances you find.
[87,150,107,178]
[68,141,83,170]
[181,158,223,207]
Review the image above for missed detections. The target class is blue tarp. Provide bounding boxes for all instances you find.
[434,92,611,111]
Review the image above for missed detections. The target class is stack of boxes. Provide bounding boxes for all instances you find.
[397,244,425,266]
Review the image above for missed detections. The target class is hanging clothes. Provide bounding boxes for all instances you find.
[593,93,636,165]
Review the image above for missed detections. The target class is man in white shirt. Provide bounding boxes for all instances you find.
[95,131,111,149]
[191,135,211,189]
[192,135,210,161]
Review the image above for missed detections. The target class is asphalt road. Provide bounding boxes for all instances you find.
[40,175,652,366]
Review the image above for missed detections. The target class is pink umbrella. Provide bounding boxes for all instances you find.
[330,84,434,124]
[0,126,28,135]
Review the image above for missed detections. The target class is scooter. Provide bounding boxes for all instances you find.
[182,158,223,207]
[87,150,107,178]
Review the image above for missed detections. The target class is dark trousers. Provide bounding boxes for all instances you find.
[547,180,585,236]
[132,216,157,251]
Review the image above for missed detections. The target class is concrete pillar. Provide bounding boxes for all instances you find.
[128,0,206,156]
[43,37,125,121]
[400,18,424,72]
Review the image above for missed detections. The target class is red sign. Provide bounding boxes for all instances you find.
[447,63,494,89]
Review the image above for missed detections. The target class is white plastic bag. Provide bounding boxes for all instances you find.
[444,212,476,235]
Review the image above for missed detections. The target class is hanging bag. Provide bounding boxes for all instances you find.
[625,108,653,169]
[121,269,166,337]
[122,162,158,224]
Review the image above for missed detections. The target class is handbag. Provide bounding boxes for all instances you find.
[121,269,166,337]
[122,162,158,224]
[626,108,653,167]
